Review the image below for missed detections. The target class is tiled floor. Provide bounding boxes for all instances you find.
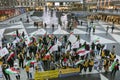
[0,11,120,80]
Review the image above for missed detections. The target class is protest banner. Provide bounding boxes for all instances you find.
[59,68,80,74]
[35,70,59,80]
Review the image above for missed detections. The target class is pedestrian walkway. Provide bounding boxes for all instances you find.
[0,13,120,80]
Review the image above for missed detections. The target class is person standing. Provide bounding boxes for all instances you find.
[106,26,109,35]
[83,59,89,72]
[88,58,94,72]
[18,52,24,68]
[2,63,11,80]
[44,23,47,29]
[25,65,30,79]
[52,24,54,31]
[93,25,96,35]
[104,58,110,73]
[29,64,34,79]
[111,45,116,54]
[109,52,116,63]
[81,21,83,26]
[96,43,101,55]
[111,59,119,78]
[14,63,20,80]
[111,22,115,33]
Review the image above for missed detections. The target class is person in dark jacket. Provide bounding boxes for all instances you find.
[96,43,101,55]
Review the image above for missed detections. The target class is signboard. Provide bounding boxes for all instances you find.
[35,70,59,80]
[59,68,79,74]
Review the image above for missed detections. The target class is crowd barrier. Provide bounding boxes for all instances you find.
[34,68,80,80]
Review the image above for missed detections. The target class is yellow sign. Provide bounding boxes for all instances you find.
[35,68,80,80]
[35,70,59,80]
[59,68,80,74]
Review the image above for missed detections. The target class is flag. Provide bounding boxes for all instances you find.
[68,34,77,44]
[77,46,85,54]
[75,60,85,65]
[49,44,58,53]
[12,37,20,45]
[71,41,79,49]
[65,45,70,53]
[56,40,62,46]
[5,67,19,74]
[94,38,100,43]
[103,44,107,50]
[38,43,43,49]
[12,31,21,37]
[0,47,9,57]
[7,52,15,61]
[109,61,117,71]
[76,46,89,56]
[25,60,36,66]
[44,52,51,60]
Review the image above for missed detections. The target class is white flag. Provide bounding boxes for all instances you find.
[49,44,58,53]
[68,34,77,44]
[56,40,62,46]
[65,45,70,53]
[0,47,9,57]
[71,41,79,49]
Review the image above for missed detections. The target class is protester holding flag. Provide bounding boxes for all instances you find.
[2,63,11,80]
[18,52,24,68]
[14,63,20,80]
[111,59,119,77]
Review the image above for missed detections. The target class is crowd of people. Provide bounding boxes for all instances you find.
[0,24,119,80]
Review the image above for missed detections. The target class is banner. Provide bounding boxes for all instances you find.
[35,70,59,80]
[68,34,77,44]
[0,47,9,57]
[71,41,79,49]
[59,68,80,74]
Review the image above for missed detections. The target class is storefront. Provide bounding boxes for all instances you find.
[0,9,15,21]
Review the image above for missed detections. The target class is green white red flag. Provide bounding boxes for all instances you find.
[7,52,15,61]
[75,60,85,65]
[25,60,36,66]
[5,67,19,74]
[76,46,90,56]
[94,38,100,43]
